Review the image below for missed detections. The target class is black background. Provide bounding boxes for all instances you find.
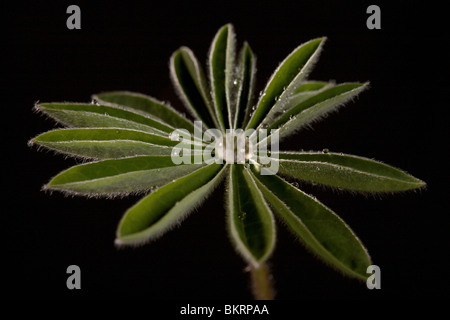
[3,0,448,301]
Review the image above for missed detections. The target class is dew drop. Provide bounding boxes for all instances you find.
[322,148,329,153]
[238,212,247,220]
[233,79,238,85]
[170,132,180,141]
[91,99,99,105]
[292,181,299,188]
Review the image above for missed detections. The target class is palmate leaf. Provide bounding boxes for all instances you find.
[29,23,427,296]
[251,169,371,280]
[45,156,205,196]
[93,91,196,133]
[35,103,174,136]
[30,128,194,159]
[227,165,275,266]
[273,151,425,192]
[116,164,226,245]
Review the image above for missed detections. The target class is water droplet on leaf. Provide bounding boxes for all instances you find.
[238,212,247,220]
[170,132,180,141]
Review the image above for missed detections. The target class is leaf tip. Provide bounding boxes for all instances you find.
[221,22,234,31]
[362,81,371,90]
[319,36,328,43]
[27,138,35,147]
[414,178,427,190]
[32,101,41,111]
[114,237,125,247]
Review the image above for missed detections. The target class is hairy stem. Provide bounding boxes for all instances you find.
[250,262,275,300]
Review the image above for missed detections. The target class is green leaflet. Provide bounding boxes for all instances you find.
[30,128,192,159]
[246,38,325,130]
[251,169,372,280]
[116,164,226,245]
[294,81,330,93]
[273,151,425,192]
[259,81,335,129]
[45,156,205,196]
[234,42,256,129]
[227,165,275,266]
[264,83,368,143]
[286,81,335,111]
[170,47,219,130]
[36,103,174,135]
[209,24,236,130]
[93,91,195,133]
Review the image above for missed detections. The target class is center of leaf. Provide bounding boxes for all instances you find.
[216,132,253,164]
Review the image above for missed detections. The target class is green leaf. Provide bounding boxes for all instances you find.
[259,81,335,129]
[264,83,369,142]
[287,81,335,109]
[45,156,205,196]
[251,169,372,280]
[246,37,326,130]
[273,151,426,192]
[294,81,330,93]
[116,164,226,245]
[30,128,193,159]
[233,42,257,129]
[35,103,174,135]
[208,24,236,130]
[227,165,275,266]
[93,91,195,133]
[170,47,219,129]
